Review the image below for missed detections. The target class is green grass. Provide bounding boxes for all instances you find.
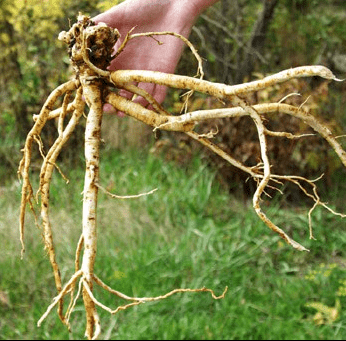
[1,147,346,339]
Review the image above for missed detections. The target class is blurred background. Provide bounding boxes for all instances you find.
[1,0,346,339]
[1,0,346,197]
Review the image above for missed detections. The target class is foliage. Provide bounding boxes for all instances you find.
[9,0,64,39]
[96,0,121,12]
[178,0,346,81]
[268,0,346,70]
[0,0,104,179]
[2,149,346,339]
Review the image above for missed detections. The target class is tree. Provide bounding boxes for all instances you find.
[0,2,31,139]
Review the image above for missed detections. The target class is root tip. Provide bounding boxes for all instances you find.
[289,238,310,252]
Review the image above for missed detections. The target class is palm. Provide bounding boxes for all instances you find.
[93,0,197,110]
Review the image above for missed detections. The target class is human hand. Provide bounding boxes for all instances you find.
[93,0,209,114]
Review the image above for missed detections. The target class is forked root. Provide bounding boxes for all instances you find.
[19,13,346,340]
[37,269,227,340]
[108,68,346,251]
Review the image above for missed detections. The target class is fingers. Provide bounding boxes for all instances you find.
[102,103,120,115]
[104,82,168,116]
[131,82,168,108]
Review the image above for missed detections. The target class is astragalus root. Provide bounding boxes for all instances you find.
[18,13,346,340]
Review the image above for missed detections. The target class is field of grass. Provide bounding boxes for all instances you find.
[1,146,346,340]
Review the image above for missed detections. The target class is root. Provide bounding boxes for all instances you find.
[38,269,227,340]
[112,74,346,251]
[18,79,79,258]
[110,65,340,98]
[20,14,346,340]
[115,30,204,79]
[96,180,158,199]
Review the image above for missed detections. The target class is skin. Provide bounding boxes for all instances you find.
[93,0,220,113]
